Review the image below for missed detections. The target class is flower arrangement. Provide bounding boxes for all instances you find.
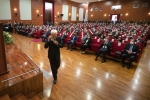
[3,31,13,44]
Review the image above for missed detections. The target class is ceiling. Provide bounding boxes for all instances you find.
[70,0,105,4]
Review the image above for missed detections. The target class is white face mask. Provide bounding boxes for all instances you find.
[130,42,134,44]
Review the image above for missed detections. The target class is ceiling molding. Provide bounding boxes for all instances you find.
[70,0,105,4]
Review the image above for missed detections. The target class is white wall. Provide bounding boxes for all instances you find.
[71,6,77,21]
[62,5,68,21]
[79,8,84,21]
[0,0,11,20]
[20,0,32,20]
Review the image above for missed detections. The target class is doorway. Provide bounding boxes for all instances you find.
[45,2,52,25]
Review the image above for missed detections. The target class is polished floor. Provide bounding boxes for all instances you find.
[0,43,40,89]
[11,33,150,100]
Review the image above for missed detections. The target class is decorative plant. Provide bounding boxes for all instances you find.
[3,31,13,44]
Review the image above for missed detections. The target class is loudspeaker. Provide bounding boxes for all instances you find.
[60,14,64,16]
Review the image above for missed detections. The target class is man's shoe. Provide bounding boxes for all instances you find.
[122,62,125,67]
[127,63,131,69]
[53,80,57,84]
[82,51,85,53]
[95,58,97,61]
[101,59,106,63]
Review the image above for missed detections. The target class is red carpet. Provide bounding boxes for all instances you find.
[31,38,42,42]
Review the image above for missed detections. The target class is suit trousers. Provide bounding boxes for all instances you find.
[121,54,135,65]
[49,58,60,80]
[96,48,108,61]
[80,44,90,51]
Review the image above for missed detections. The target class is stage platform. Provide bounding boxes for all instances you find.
[0,43,43,98]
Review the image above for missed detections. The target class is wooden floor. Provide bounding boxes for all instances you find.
[0,43,40,89]
[11,33,150,100]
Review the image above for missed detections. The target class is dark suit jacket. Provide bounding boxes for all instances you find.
[70,36,78,43]
[84,38,92,46]
[124,44,139,55]
[44,36,63,60]
[100,41,112,52]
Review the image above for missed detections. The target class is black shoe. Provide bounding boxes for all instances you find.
[95,58,97,61]
[127,63,131,69]
[53,80,57,84]
[101,59,106,63]
[122,62,125,67]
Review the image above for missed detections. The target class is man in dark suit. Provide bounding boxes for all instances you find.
[95,36,112,63]
[44,30,63,84]
[41,28,50,42]
[80,35,92,53]
[121,39,139,69]
[66,33,78,51]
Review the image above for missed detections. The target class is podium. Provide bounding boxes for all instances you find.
[0,23,9,75]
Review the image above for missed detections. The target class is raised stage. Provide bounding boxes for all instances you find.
[0,43,43,98]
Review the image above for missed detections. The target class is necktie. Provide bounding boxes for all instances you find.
[129,45,133,52]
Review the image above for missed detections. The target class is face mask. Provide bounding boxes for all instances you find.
[130,42,134,44]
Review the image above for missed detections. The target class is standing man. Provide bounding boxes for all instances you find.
[44,30,63,84]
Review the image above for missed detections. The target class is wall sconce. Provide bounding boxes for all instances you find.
[69,13,71,17]
[148,12,150,15]
[14,8,17,16]
[36,10,39,17]
[104,14,107,16]
[37,14,42,17]
[36,10,39,13]
[91,14,93,17]
[108,14,110,16]
[121,14,123,16]
[15,13,17,16]
[125,13,128,16]
[57,12,60,18]
[77,14,79,17]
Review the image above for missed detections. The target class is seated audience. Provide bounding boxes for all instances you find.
[121,39,139,69]
[66,33,78,51]
[95,36,112,63]
[61,31,67,44]
[41,28,50,42]
[80,35,92,53]
[28,26,35,37]
[117,37,122,43]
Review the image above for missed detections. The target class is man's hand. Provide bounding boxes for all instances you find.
[53,40,58,45]
[104,41,108,44]
[128,51,133,54]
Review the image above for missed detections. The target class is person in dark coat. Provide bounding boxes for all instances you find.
[121,39,139,69]
[44,30,63,84]
[80,35,92,53]
[95,36,112,63]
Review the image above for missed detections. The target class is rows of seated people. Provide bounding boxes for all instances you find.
[4,21,150,69]
[56,22,150,69]
[13,21,79,41]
